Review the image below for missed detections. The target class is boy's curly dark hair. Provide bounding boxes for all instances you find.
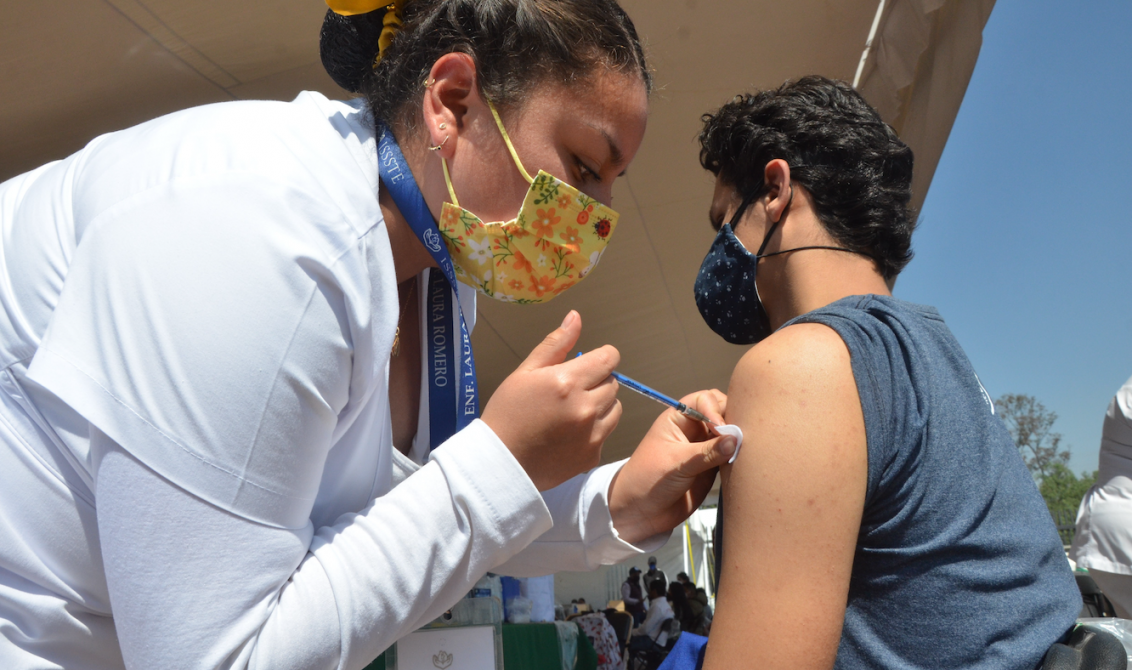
[699,76,916,281]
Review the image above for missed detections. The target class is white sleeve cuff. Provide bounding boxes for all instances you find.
[491,459,671,577]
[579,459,672,559]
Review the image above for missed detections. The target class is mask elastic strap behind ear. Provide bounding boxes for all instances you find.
[754,185,794,256]
[750,187,862,260]
[441,158,460,207]
[486,100,535,184]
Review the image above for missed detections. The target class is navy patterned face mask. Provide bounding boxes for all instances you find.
[694,202,775,344]
[694,189,854,345]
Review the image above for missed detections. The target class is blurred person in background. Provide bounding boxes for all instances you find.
[645,555,668,593]
[630,580,674,654]
[1071,375,1132,618]
[623,567,647,625]
[667,581,692,634]
[683,582,709,635]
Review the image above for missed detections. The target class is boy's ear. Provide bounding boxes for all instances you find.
[763,158,793,223]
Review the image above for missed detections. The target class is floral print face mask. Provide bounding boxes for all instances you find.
[437,102,619,304]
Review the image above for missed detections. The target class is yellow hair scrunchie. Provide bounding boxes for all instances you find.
[325,0,405,67]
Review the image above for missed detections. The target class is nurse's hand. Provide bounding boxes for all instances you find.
[607,390,736,545]
[482,310,621,491]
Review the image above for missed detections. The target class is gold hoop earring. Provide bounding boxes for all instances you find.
[424,77,436,88]
[428,135,449,151]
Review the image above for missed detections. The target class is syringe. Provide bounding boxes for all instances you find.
[576,353,718,426]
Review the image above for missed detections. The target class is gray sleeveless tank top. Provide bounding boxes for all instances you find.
[715,294,1079,669]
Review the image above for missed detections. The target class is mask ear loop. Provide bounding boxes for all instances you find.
[440,99,534,209]
[753,185,793,257]
[747,185,793,330]
[728,194,756,231]
[751,187,865,261]
[441,158,460,208]
[486,100,535,185]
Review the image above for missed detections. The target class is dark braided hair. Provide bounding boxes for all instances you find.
[320,0,650,133]
[699,76,916,281]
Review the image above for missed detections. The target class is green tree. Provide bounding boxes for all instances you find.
[995,393,1069,480]
[1039,462,1097,544]
[995,393,1095,535]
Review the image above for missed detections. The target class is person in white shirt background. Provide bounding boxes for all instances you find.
[0,1,739,668]
[1071,374,1132,618]
[630,580,675,653]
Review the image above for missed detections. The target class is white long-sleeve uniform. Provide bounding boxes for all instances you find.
[0,91,662,669]
[1071,376,1132,576]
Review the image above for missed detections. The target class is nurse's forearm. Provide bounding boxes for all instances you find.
[490,459,668,577]
[305,420,553,665]
[97,420,552,670]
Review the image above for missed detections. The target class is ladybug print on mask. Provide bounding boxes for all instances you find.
[593,218,612,240]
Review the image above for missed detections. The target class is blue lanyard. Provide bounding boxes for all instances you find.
[376,124,479,450]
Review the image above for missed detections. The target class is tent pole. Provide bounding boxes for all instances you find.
[853,0,887,88]
[684,522,696,584]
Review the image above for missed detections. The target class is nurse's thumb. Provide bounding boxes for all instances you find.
[681,433,739,477]
[522,310,581,370]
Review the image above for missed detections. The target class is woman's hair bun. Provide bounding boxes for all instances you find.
[320,8,386,93]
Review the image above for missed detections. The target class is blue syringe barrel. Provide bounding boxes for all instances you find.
[575,352,716,425]
[609,371,682,408]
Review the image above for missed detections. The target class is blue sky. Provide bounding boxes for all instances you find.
[894,0,1132,475]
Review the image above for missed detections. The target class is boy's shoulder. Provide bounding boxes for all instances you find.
[729,320,850,400]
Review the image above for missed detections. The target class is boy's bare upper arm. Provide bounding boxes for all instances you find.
[704,322,868,670]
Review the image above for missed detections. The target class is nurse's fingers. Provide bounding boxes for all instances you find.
[587,373,620,414]
[683,389,727,424]
[520,310,582,371]
[672,389,727,440]
[591,398,623,446]
[568,345,621,389]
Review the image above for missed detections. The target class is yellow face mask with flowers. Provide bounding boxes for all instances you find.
[437,102,619,304]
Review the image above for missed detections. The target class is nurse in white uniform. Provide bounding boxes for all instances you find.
[1071,375,1132,618]
[0,1,737,668]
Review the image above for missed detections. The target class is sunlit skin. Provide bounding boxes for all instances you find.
[702,162,885,669]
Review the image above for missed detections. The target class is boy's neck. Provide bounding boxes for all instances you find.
[764,250,892,329]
